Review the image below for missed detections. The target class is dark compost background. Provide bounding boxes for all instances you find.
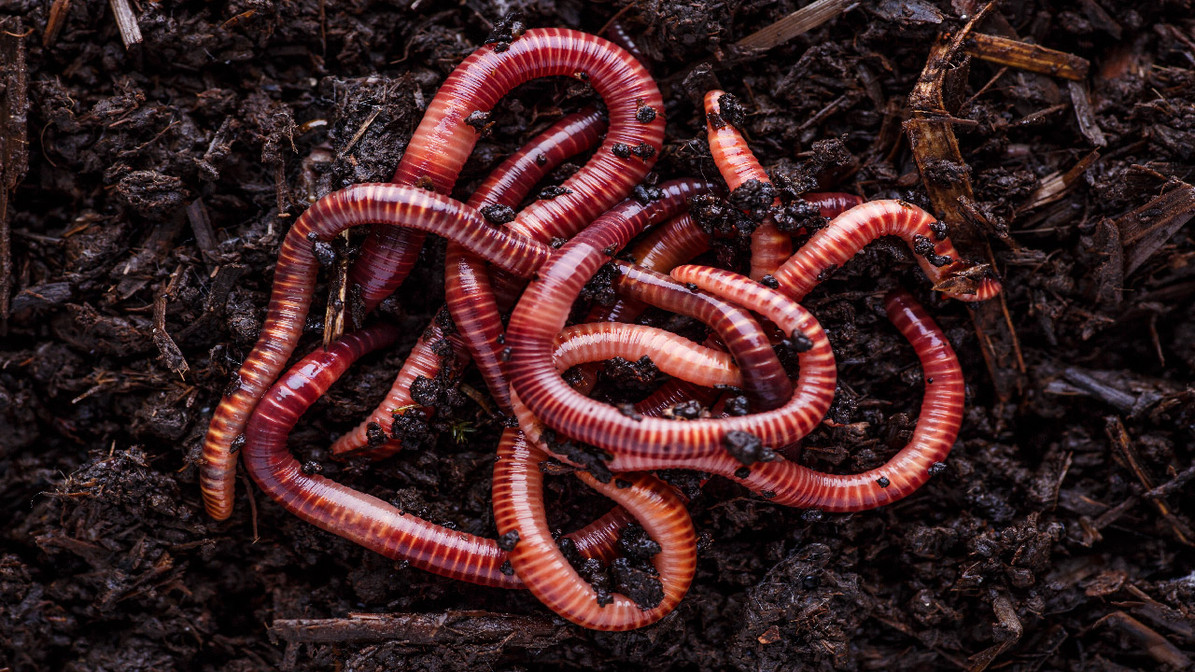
[1,1,1194,670]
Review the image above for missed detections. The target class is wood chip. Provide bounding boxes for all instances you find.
[734,0,851,52]
[964,33,1090,81]
[967,593,1022,671]
[1114,182,1195,276]
[43,0,73,48]
[269,610,574,647]
[153,268,190,378]
[1095,611,1193,670]
[108,0,143,49]
[1105,416,1193,546]
[1021,150,1100,212]
[186,198,219,267]
[905,1,1026,402]
[0,16,28,322]
[1068,80,1107,147]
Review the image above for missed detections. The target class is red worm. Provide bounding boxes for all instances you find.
[506,219,837,474]
[773,199,1002,302]
[668,271,966,511]
[349,28,665,312]
[804,192,865,218]
[445,109,610,413]
[704,90,791,280]
[492,426,697,630]
[333,110,609,457]
[603,20,650,66]
[243,325,635,587]
[564,212,715,399]
[554,322,740,388]
[610,262,792,410]
[202,184,551,519]
[329,317,467,458]
[596,212,713,325]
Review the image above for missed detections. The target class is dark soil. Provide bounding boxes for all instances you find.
[2,1,1194,670]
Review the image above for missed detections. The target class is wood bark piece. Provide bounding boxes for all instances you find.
[269,611,573,653]
[734,0,851,52]
[904,3,1025,401]
[43,0,72,47]
[1114,182,1195,276]
[963,32,1090,80]
[1094,611,1193,669]
[108,0,143,49]
[0,16,28,323]
[1105,416,1194,547]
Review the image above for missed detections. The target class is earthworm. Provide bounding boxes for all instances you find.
[201,184,552,519]
[668,270,966,511]
[333,110,609,456]
[704,90,791,280]
[772,199,1002,302]
[553,322,740,388]
[328,316,468,458]
[610,262,792,410]
[804,192,865,218]
[492,426,697,630]
[444,108,610,412]
[603,20,650,66]
[505,202,837,473]
[242,325,635,586]
[550,265,963,512]
[562,212,715,397]
[349,27,665,312]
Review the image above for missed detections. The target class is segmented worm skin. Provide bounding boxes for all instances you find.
[611,262,792,410]
[201,184,553,519]
[634,267,965,510]
[243,325,638,587]
[445,109,610,412]
[329,317,467,457]
[332,110,609,457]
[597,213,713,324]
[670,268,965,511]
[603,21,650,66]
[566,212,715,396]
[492,426,697,630]
[243,325,516,587]
[773,199,1003,302]
[705,90,791,280]
[506,199,838,473]
[554,322,740,388]
[349,28,665,312]
[804,192,865,218]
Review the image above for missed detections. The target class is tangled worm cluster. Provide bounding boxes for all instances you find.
[201,27,1002,630]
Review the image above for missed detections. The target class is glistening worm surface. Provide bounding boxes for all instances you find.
[206,23,1003,630]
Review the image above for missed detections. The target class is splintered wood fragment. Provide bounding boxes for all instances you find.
[1067,80,1106,147]
[1119,585,1195,639]
[1021,150,1100,212]
[734,0,850,52]
[905,1,1025,402]
[108,0,143,49]
[1105,416,1194,546]
[1144,461,1195,501]
[967,594,1022,672]
[269,611,573,648]
[1095,611,1192,670]
[322,229,352,347]
[186,199,219,267]
[0,17,28,322]
[1113,182,1195,276]
[44,0,73,47]
[963,33,1090,80]
[153,267,190,377]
